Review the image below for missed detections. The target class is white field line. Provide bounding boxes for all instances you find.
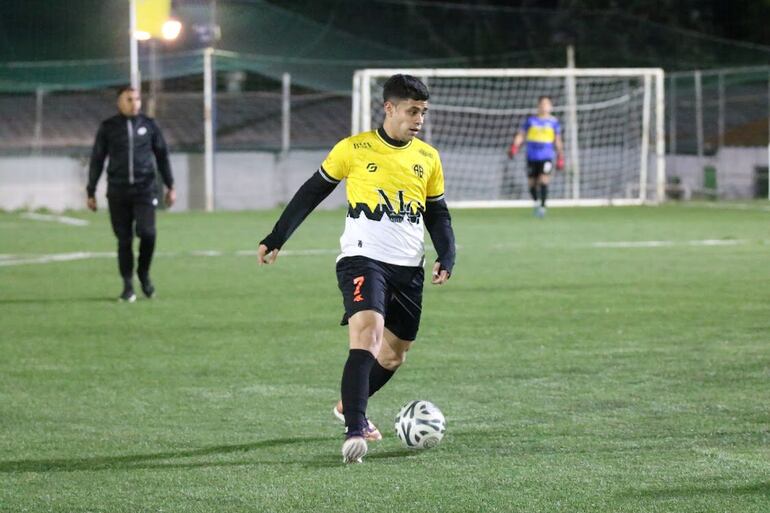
[0,239,761,268]
[683,202,770,213]
[0,248,341,267]
[0,251,114,266]
[591,239,749,248]
[591,240,674,248]
[19,212,90,226]
[687,239,748,246]
[235,249,339,257]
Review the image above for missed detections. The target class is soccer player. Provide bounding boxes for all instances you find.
[87,86,175,302]
[257,75,456,464]
[507,95,564,217]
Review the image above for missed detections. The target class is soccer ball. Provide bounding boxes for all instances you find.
[394,400,446,449]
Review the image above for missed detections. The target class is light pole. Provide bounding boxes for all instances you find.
[129,0,180,92]
[129,0,139,89]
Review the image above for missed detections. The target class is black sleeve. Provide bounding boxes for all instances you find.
[259,170,339,251]
[87,123,108,197]
[151,121,174,189]
[423,198,456,275]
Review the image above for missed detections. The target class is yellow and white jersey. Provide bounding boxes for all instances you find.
[319,128,445,267]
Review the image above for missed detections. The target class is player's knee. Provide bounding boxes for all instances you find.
[351,323,383,353]
[117,236,132,248]
[380,351,406,370]
[136,226,156,240]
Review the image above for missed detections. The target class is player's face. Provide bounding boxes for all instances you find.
[384,99,428,141]
[538,98,552,116]
[117,90,141,116]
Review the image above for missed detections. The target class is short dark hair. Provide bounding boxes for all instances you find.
[383,74,429,103]
[538,95,551,103]
[116,86,137,98]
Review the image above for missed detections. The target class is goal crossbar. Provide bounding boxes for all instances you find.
[353,68,666,206]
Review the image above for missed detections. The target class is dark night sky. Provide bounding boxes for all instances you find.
[1,0,769,63]
[308,0,770,46]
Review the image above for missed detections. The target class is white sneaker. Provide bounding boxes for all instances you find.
[333,402,382,441]
[342,436,367,464]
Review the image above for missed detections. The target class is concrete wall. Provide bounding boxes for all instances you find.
[666,147,768,199]
[1,147,766,211]
[0,151,347,212]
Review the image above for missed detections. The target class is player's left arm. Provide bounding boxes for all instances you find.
[424,155,455,285]
[554,121,565,170]
[424,198,455,285]
[150,120,176,205]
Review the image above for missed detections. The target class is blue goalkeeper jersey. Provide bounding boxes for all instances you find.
[521,115,561,162]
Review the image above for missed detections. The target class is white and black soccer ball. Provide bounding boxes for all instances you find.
[394,400,446,449]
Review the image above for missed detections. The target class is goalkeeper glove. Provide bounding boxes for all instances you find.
[507,143,520,159]
[556,154,565,170]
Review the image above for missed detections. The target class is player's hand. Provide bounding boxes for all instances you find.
[431,261,450,285]
[556,154,565,171]
[257,244,279,265]
[165,188,176,208]
[86,197,97,212]
[507,144,519,159]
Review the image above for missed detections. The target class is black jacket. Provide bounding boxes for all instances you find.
[87,113,173,197]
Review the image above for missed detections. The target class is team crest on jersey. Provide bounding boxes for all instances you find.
[137,126,147,136]
[412,164,424,178]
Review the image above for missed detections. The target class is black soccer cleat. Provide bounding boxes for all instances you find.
[119,286,137,303]
[139,277,155,299]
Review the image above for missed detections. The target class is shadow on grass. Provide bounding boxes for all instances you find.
[623,481,770,498]
[0,437,330,473]
[295,447,424,470]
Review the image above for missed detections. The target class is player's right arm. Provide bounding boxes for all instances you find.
[508,118,529,158]
[258,140,350,265]
[86,123,108,211]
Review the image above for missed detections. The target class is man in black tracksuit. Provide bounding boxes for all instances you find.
[87,86,175,302]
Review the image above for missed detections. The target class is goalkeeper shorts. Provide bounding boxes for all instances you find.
[527,160,553,177]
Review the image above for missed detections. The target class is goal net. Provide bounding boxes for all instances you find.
[353,68,665,207]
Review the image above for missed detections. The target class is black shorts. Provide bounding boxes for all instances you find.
[336,256,424,342]
[527,160,554,178]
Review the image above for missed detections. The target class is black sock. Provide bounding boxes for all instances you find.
[117,239,133,286]
[137,235,156,283]
[529,186,538,202]
[368,360,396,397]
[340,349,375,435]
[540,184,548,207]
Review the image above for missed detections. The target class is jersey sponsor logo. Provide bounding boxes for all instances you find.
[347,194,425,225]
[413,164,424,178]
[418,148,434,159]
[366,162,378,173]
[377,189,422,224]
[526,125,556,144]
[353,142,373,150]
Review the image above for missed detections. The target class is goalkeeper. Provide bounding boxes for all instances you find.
[507,95,564,217]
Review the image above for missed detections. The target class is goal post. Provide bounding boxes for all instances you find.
[353,68,666,207]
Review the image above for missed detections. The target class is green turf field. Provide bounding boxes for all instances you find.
[1,204,768,512]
